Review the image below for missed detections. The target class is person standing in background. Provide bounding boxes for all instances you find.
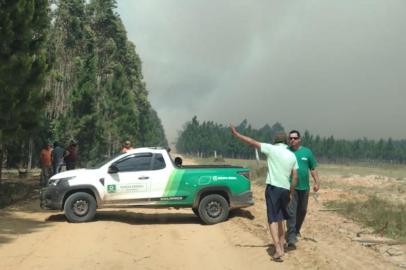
[64,140,78,170]
[39,143,52,186]
[286,130,321,248]
[51,141,65,175]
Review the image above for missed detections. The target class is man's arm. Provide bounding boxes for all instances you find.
[230,125,261,149]
[310,169,320,192]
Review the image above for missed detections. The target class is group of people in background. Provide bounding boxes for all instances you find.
[39,140,78,186]
[39,139,133,186]
[231,126,320,262]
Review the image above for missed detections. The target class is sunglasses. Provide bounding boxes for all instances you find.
[289,137,300,140]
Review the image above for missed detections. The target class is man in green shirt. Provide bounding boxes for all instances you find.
[231,126,298,261]
[286,130,321,248]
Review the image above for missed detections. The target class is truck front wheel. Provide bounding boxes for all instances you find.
[198,194,229,225]
[64,192,97,223]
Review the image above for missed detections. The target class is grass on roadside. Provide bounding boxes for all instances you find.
[318,163,406,180]
[325,196,406,240]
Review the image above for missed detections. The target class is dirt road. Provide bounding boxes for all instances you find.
[0,174,405,269]
[0,198,285,270]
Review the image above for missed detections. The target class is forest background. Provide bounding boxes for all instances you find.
[1,0,405,181]
[176,116,406,164]
[0,0,167,179]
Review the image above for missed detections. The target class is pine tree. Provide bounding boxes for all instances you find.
[0,0,51,178]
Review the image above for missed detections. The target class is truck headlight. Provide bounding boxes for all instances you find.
[48,176,76,186]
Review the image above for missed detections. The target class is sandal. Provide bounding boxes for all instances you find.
[272,254,284,262]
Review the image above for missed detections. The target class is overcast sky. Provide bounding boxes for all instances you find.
[116,0,406,144]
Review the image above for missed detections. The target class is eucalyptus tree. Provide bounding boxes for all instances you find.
[46,0,167,164]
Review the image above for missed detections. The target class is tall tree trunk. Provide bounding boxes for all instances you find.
[0,143,3,181]
[27,137,33,171]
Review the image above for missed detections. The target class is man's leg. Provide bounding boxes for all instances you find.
[57,163,63,174]
[44,166,51,185]
[278,221,285,255]
[286,190,299,245]
[52,163,57,176]
[269,222,283,258]
[295,190,309,235]
[40,167,46,186]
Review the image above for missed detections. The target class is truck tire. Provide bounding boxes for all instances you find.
[64,192,97,223]
[198,194,229,225]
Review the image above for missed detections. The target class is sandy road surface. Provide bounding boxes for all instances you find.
[0,200,288,270]
[0,165,405,269]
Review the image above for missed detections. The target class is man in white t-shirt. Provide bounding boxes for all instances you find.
[231,126,298,261]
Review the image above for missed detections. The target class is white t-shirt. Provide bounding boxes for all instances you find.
[260,143,298,190]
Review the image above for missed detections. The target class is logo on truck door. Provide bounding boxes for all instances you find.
[107,184,117,193]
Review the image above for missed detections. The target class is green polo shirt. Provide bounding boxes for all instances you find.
[260,143,298,190]
[289,146,317,190]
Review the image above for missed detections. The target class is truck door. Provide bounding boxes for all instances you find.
[148,153,174,199]
[104,153,153,202]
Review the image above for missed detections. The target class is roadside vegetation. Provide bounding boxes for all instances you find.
[318,163,406,180]
[0,170,38,208]
[325,197,406,240]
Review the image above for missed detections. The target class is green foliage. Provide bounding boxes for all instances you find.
[0,0,166,171]
[45,0,167,165]
[0,0,51,173]
[303,132,406,164]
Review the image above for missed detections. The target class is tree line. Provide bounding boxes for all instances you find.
[0,0,167,178]
[176,117,406,164]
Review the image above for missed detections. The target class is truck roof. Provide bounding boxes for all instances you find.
[124,147,170,154]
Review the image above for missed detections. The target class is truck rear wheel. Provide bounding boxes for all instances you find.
[198,194,229,225]
[64,192,97,223]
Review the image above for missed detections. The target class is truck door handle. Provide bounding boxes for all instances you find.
[138,176,149,180]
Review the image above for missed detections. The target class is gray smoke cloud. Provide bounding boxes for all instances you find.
[117,0,406,144]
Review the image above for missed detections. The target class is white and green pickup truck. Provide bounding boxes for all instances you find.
[40,147,253,224]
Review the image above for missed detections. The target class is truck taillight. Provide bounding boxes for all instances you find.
[238,171,250,180]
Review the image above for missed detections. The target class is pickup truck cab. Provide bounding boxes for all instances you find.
[40,147,253,224]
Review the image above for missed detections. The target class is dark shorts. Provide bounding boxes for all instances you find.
[265,184,290,223]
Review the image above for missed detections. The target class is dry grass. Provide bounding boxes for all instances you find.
[325,196,406,240]
[318,163,406,180]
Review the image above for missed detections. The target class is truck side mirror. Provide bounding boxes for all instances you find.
[108,164,119,174]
